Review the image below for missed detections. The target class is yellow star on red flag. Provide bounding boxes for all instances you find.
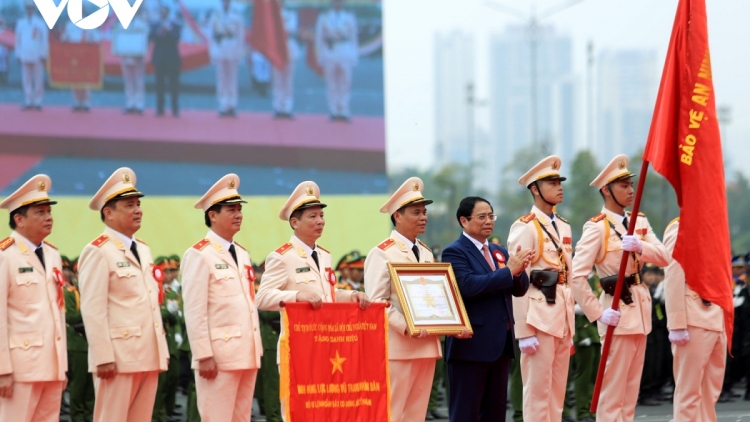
[330,350,346,374]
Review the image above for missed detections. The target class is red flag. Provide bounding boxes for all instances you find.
[642,0,733,348]
[280,303,390,421]
[248,0,289,70]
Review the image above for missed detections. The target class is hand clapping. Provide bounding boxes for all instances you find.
[507,245,534,276]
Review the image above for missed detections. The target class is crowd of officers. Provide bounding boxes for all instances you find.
[0,154,744,422]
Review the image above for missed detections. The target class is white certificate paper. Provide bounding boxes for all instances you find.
[401,275,461,325]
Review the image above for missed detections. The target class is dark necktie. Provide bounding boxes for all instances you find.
[551,220,559,237]
[623,216,629,229]
[228,244,238,266]
[129,241,141,265]
[34,246,46,271]
[311,250,319,270]
[411,244,420,262]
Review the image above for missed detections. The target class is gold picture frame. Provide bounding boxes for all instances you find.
[387,262,472,336]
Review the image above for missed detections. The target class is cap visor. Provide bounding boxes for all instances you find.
[116,191,145,200]
[537,176,567,183]
[296,202,327,212]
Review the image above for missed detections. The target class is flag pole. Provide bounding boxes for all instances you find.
[590,159,650,413]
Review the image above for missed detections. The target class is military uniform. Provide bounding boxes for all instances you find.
[572,276,602,422]
[568,155,669,422]
[79,168,169,422]
[363,177,440,422]
[314,4,358,120]
[257,309,282,422]
[211,3,244,116]
[65,283,95,422]
[114,13,149,113]
[152,257,182,422]
[664,218,726,421]
[182,174,262,422]
[0,175,67,421]
[507,156,574,422]
[15,4,48,109]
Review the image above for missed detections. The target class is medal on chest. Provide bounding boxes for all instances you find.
[493,250,506,269]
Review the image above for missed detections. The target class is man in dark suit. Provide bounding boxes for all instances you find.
[150,5,182,117]
[442,196,534,422]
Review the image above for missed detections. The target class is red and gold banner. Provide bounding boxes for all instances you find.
[280,302,390,421]
[48,40,103,89]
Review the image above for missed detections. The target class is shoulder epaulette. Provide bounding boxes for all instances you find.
[192,238,210,251]
[43,240,58,250]
[519,213,535,224]
[590,213,606,223]
[416,239,430,250]
[638,212,646,217]
[135,238,148,245]
[0,237,15,251]
[91,235,109,248]
[317,245,330,254]
[275,242,293,255]
[555,214,568,224]
[378,238,395,251]
[234,241,247,251]
[666,217,680,228]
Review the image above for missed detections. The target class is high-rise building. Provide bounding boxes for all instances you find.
[596,50,658,165]
[434,31,475,167]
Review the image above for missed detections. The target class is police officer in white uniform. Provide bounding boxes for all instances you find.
[15,0,48,110]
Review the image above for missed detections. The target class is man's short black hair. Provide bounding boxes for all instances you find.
[9,205,29,230]
[456,196,493,228]
[204,204,223,228]
[288,208,306,229]
[100,198,122,222]
[390,208,406,227]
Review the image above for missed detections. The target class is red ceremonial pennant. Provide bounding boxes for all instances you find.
[53,268,65,309]
[280,303,390,421]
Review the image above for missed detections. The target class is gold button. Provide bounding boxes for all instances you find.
[149,289,152,293]
[224,334,229,340]
[23,341,29,347]
[155,323,159,328]
[124,332,129,338]
[153,307,156,311]
[57,337,61,341]
[254,328,258,332]
[25,280,30,285]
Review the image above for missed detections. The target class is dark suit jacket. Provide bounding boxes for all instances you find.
[150,19,183,67]
[443,234,529,363]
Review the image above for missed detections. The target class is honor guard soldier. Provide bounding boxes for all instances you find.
[0,175,67,421]
[507,156,575,422]
[314,0,358,121]
[211,0,244,117]
[63,255,96,422]
[363,177,444,422]
[15,0,48,110]
[181,174,263,421]
[78,168,169,422]
[568,155,669,422]
[663,218,726,422]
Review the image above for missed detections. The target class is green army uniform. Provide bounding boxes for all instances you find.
[572,276,602,422]
[509,340,523,422]
[256,309,282,422]
[427,337,448,420]
[64,284,95,422]
[163,287,182,417]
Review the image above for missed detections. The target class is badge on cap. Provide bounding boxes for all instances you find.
[306,186,314,196]
[413,182,420,191]
[229,179,236,189]
[37,180,46,191]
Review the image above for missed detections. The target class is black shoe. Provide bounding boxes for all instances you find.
[174,404,183,409]
[156,110,165,117]
[172,111,180,118]
[228,108,236,117]
[34,105,43,110]
[718,391,735,403]
[430,410,448,419]
[638,397,660,406]
[561,418,576,422]
[135,109,144,115]
[124,107,133,114]
[22,104,33,110]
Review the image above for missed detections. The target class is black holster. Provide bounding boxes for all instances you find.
[530,270,559,304]
[600,274,637,305]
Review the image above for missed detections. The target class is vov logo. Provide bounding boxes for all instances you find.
[33,0,144,30]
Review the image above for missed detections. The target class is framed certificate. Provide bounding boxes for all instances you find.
[111,29,148,56]
[387,263,472,336]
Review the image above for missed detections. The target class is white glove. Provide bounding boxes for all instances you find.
[166,300,179,314]
[668,329,689,345]
[598,308,621,326]
[175,332,183,348]
[734,296,745,308]
[574,304,584,316]
[519,336,540,355]
[578,337,592,347]
[621,235,643,253]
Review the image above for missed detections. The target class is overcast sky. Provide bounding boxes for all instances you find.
[383,0,750,176]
